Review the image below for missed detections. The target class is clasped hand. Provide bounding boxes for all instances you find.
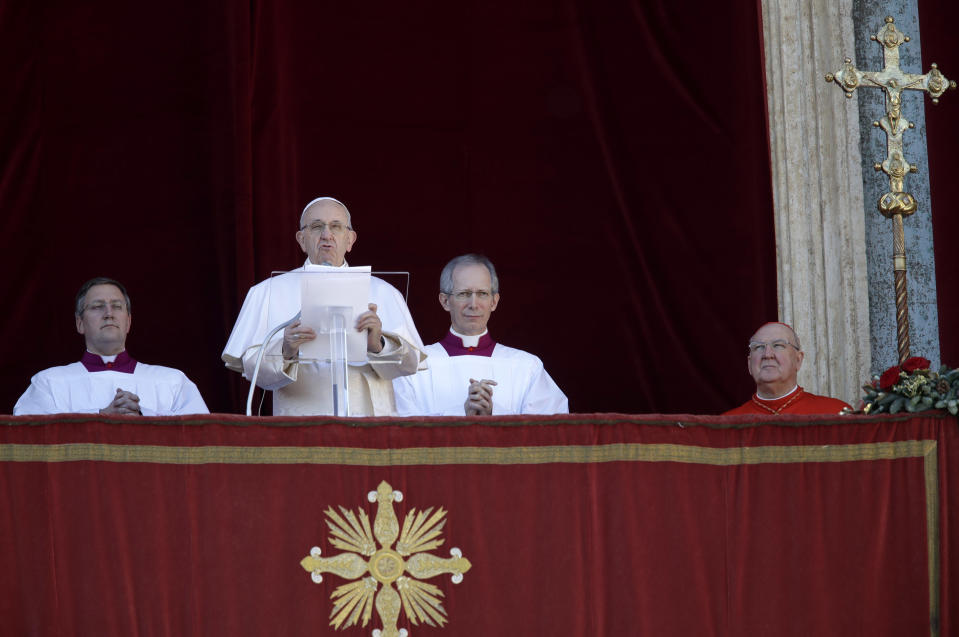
[465,378,498,416]
[100,388,142,415]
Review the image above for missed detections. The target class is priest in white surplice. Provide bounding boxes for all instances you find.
[222,197,424,416]
[394,254,567,416]
[14,277,209,416]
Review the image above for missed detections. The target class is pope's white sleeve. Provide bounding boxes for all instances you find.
[368,333,422,381]
[240,337,297,391]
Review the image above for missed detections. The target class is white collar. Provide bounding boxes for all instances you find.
[87,350,119,363]
[304,258,348,268]
[756,384,799,401]
[450,327,487,348]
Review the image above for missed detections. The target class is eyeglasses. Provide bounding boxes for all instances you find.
[748,340,799,355]
[445,289,493,301]
[85,301,127,314]
[300,221,351,234]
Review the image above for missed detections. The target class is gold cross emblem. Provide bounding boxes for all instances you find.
[300,481,472,636]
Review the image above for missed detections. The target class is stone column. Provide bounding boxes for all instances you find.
[851,0,941,374]
[760,0,872,405]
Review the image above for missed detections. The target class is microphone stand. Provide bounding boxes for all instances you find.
[246,312,300,416]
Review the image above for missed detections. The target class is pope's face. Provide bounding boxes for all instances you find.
[747,323,804,394]
[75,284,131,356]
[439,263,500,336]
[296,201,356,266]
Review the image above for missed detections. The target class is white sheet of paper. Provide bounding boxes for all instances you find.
[298,265,371,363]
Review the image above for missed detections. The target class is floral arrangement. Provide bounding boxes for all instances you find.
[861,356,959,415]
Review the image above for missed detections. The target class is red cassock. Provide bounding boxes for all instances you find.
[724,386,851,415]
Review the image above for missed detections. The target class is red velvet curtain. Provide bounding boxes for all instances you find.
[918,0,959,366]
[2,412,956,635]
[0,0,776,415]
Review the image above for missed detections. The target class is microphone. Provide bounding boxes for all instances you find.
[246,311,301,416]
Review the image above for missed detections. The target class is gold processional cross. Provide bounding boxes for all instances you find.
[825,16,955,364]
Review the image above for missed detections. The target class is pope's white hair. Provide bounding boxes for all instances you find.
[300,196,352,229]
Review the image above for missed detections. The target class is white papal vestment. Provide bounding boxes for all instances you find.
[222,262,424,416]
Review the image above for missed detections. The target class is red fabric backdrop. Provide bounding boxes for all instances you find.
[919,0,959,365]
[0,1,775,415]
[1,412,956,635]
[0,1,953,415]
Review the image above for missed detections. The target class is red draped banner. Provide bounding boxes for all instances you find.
[2,413,957,635]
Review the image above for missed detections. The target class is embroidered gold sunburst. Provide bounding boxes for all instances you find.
[300,481,472,637]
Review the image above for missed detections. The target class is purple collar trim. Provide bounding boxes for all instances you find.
[439,331,496,357]
[81,350,137,374]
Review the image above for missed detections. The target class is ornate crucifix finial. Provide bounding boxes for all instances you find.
[825,16,955,365]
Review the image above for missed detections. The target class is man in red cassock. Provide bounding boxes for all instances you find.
[724,322,851,415]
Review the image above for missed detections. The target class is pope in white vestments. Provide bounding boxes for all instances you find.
[393,254,568,416]
[221,197,424,416]
[14,277,209,416]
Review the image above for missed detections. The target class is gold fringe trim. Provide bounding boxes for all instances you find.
[0,439,936,466]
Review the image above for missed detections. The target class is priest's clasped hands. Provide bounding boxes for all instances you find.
[282,303,385,359]
[465,378,498,416]
[99,388,142,416]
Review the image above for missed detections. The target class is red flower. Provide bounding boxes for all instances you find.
[879,365,902,391]
[901,357,931,373]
